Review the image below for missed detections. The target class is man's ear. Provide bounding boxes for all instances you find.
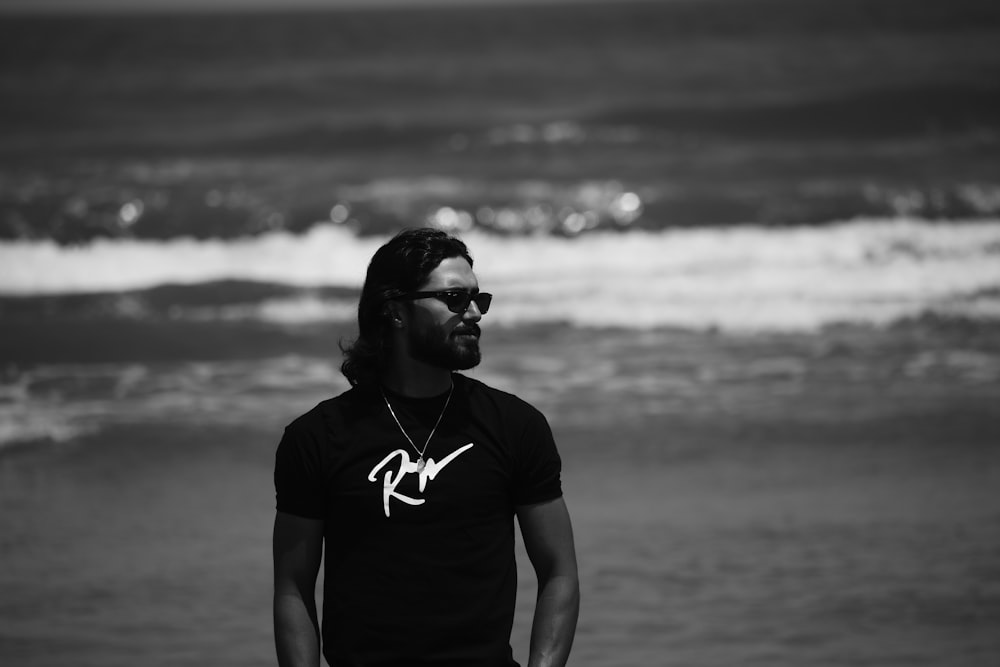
[383,302,405,328]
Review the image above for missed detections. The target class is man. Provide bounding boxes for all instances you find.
[273,228,579,667]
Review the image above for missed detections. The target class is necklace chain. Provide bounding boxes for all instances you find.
[380,383,454,471]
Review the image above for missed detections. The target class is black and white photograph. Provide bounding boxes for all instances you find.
[1,0,999,665]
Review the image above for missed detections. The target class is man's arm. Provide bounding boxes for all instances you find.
[517,497,580,667]
[273,511,324,667]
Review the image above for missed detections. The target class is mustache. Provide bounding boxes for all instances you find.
[452,324,481,337]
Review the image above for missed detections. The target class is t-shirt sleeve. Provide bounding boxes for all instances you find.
[273,412,326,520]
[512,406,563,506]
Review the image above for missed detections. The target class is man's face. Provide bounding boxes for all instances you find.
[404,256,484,370]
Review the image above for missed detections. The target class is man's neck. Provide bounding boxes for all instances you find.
[380,365,453,398]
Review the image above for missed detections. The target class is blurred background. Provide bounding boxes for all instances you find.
[1,0,999,665]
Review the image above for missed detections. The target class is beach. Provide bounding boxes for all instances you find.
[2,0,1000,664]
[3,321,999,666]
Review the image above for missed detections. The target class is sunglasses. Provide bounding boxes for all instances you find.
[396,290,493,314]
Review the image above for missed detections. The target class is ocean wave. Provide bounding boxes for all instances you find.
[0,225,383,293]
[6,169,1000,248]
[478,220,1000,331]
[4,322,1000,450]
[3,219,1000,332]
[0,357,348,449]
[0,174,651,244]
[0,407,98,450]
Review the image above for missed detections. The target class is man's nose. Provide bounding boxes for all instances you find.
[463,301,483,322]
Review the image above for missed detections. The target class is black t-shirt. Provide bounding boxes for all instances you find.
[274,373,563,667]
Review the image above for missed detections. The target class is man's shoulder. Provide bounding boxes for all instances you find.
[285,385,378,434]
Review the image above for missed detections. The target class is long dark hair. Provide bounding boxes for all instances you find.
[340,228,474,388]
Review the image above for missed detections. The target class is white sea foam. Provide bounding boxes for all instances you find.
[2,219,1000,332]
[0,357,349,448]
[0,225,384,294]
[0,409,97,450]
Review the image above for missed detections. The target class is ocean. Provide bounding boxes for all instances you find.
[1,0,999,665]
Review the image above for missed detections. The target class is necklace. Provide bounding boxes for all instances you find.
[380,383,453,473]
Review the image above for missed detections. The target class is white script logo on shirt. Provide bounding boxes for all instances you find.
[367,443,475,518]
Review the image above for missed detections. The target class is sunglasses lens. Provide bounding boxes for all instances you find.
[445,293,470,313]
[438,291,492,314]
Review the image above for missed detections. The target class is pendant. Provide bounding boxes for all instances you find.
[416,457,426,472]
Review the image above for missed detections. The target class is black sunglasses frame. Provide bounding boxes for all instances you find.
[396,290,492,314]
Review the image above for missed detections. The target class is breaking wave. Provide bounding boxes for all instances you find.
[3,218,1000,332]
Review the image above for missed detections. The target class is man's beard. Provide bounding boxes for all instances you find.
[408,322,482,370]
